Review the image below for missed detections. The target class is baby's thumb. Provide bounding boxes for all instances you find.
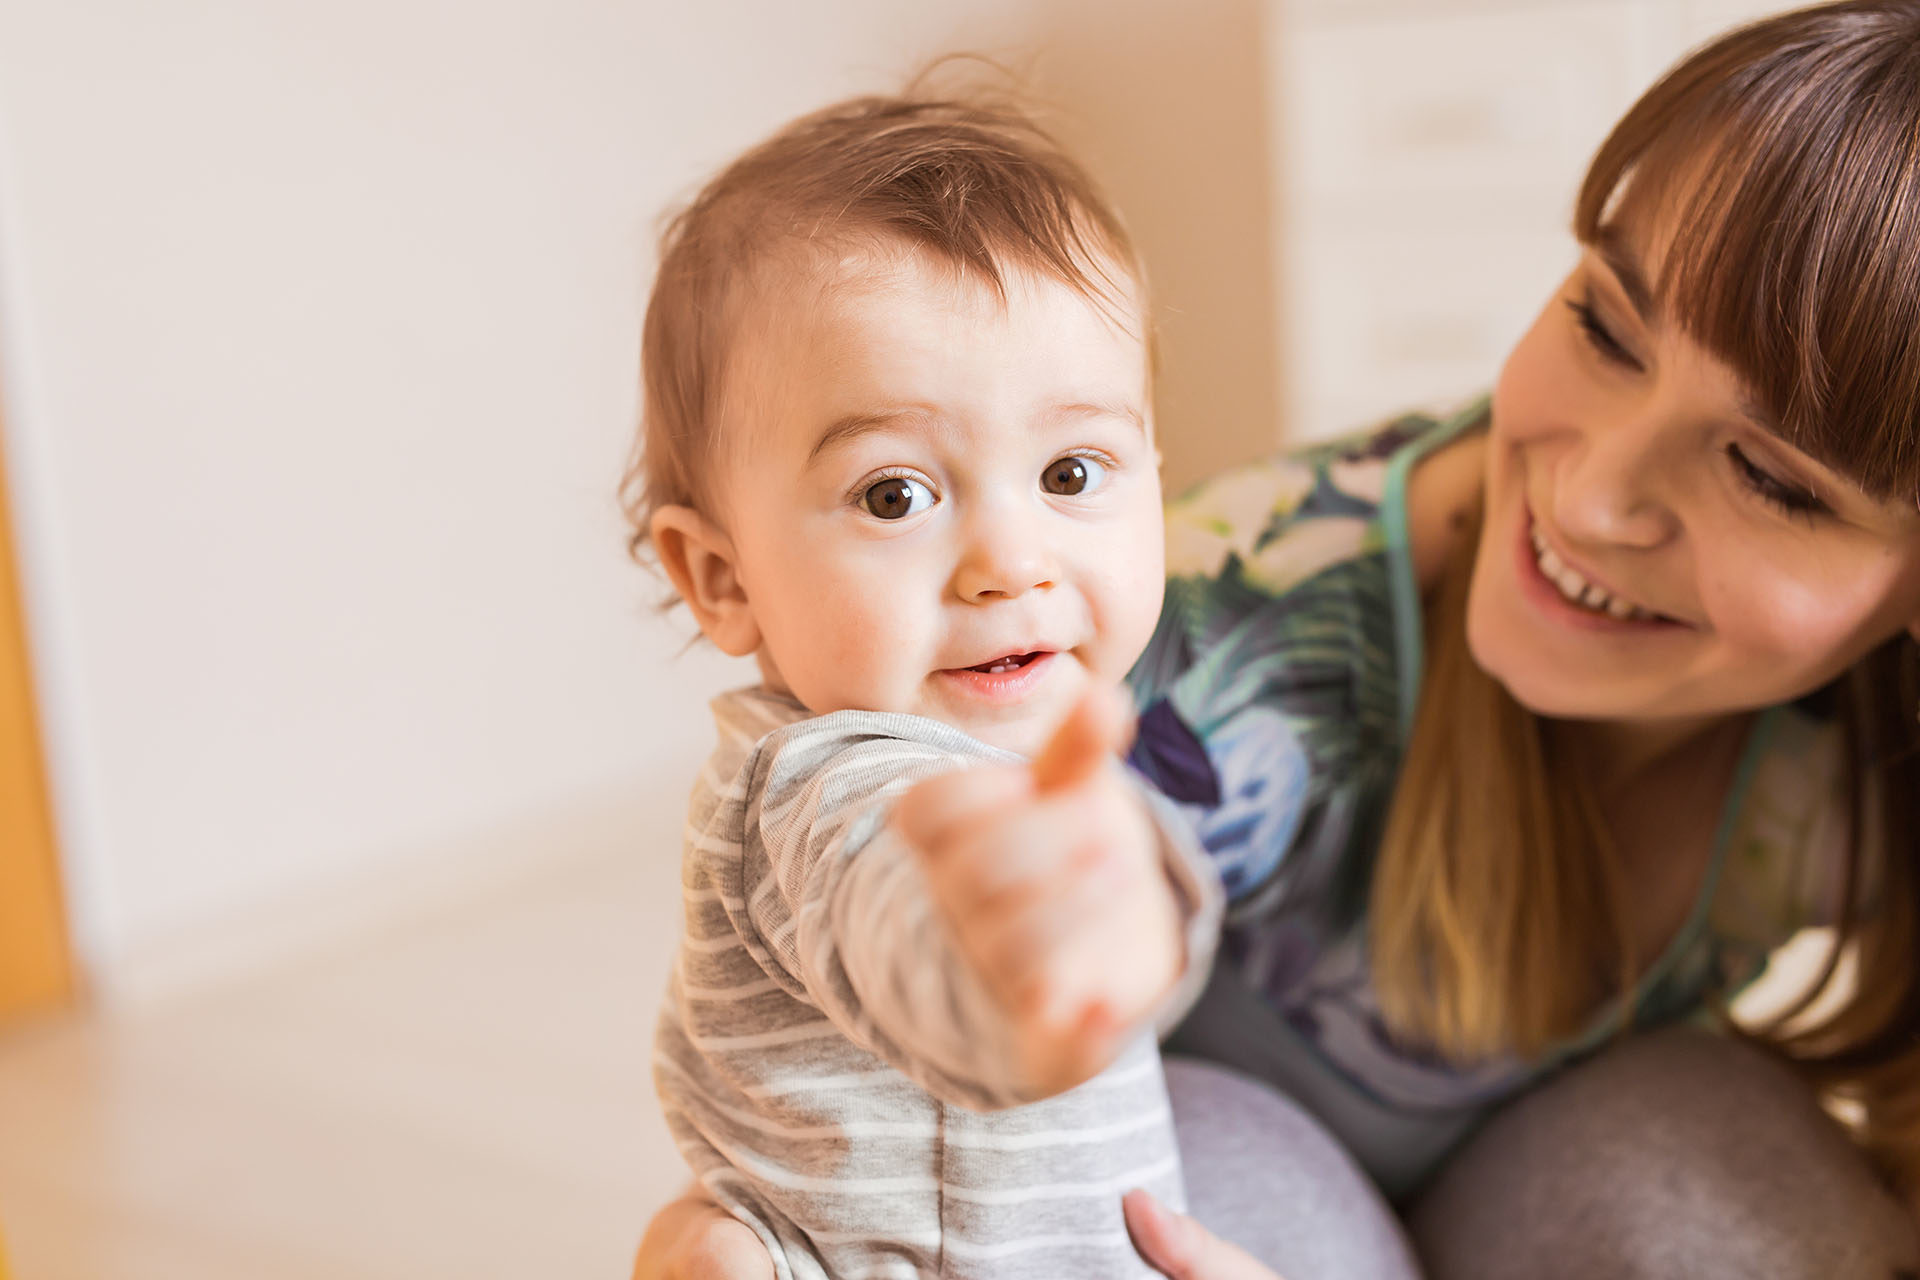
[1031,685,1134,794]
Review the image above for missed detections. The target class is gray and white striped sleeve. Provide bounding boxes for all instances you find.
[737,709,1221,1112]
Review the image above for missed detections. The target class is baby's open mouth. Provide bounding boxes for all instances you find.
[938,650,1058,700]
[965,651,1043,675]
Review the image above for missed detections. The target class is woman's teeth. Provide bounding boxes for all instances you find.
[1529,528,1656,622]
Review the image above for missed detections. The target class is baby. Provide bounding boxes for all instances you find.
[629,86,1220,1279]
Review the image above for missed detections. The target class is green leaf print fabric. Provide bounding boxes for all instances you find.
[1121,399,1849,1195]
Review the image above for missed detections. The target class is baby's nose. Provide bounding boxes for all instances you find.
[952,521,1056,601]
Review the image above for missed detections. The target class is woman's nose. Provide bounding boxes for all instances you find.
[951,509,1057,602]
[1552,414,1680,550]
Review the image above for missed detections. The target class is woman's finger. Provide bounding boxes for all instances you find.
[1122,1189,1286,1280]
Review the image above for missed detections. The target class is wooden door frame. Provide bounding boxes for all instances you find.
[0,369,74,1025]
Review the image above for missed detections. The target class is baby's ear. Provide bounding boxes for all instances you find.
[650,505,761,657]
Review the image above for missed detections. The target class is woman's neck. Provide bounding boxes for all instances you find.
[1559,710,1756,798]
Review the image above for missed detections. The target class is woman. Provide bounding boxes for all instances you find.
[639,3,1920,1275]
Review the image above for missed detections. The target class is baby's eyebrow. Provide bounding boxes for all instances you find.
[806,399,1146,466]
[806,408,931,466]
[1047,400,1148,436]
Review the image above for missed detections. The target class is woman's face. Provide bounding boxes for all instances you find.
[1469,228,1920,724]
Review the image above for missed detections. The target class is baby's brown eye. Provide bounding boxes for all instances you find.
[862,476,932,520]
[1041,454,1108,496]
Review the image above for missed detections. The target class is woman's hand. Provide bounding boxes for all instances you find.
[1123,1189,1288,1280]
[632,1190,774,1280]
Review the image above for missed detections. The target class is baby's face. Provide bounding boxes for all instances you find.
[714,249,1165,757]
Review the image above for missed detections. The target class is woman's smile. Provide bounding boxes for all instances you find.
[1514,506,1686,635]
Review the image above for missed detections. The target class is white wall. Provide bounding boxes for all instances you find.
[0,0,1279,1000]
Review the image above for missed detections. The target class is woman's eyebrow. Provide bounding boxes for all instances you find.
[1588,228,1801,446]
[1736,388,1785,439]
[1592,225,1656,321]
[1737,402,1870,508]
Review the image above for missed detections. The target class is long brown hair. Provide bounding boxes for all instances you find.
[1371,0,1920,1196]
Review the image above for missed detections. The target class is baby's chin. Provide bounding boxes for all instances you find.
[956,717,1056,759]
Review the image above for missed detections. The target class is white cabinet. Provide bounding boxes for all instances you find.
[1268,0,1794,440]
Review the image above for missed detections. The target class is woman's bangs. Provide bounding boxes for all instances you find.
[1576,29,1920,509]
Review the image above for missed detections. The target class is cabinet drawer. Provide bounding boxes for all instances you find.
[1282,220,1574,439]
[1276,3,1643,201]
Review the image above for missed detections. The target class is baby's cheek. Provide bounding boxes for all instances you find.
[1106,518,1169,659]
[805,582,927,706]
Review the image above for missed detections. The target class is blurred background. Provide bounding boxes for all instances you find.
[0,0,1794,1274]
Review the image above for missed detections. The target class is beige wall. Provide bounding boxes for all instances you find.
[0,0,1278,998]
[1012,0,1283,495]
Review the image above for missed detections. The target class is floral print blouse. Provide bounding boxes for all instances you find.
[1125,397,1848,1199]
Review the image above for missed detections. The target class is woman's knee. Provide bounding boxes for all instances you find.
[1164,1057,1422,1280]
[1406,1027,1920,1280]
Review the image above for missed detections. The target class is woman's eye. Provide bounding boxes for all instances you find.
[1565,296,1639,370]
[1726,444,1827,520]
[1041,453,1109,496]
[861,475,935,520]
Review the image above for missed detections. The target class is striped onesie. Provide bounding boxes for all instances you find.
[653,686,1222,1280]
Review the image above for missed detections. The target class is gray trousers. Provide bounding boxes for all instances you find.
[1168,1029,1920,1279]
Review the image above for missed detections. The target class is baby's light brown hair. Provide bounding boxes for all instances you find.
[621,70,1148,575]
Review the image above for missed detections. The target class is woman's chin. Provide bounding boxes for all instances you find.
[1466,607,1603,721]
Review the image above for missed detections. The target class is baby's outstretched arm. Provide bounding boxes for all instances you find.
[738,688,1216,1109]
[893,689,1198,1095]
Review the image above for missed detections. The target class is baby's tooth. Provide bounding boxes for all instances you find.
[1606,596,1634,620]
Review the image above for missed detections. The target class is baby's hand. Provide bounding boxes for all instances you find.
[893,687,1183,1097]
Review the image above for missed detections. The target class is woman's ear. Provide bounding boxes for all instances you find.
[650,505,761,658]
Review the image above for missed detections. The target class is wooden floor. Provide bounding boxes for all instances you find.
[0,842,688,1279]
[0,819,1842,1278]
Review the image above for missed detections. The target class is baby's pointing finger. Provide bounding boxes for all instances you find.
[1032,685,1136,794]
[892,764,1032,858]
